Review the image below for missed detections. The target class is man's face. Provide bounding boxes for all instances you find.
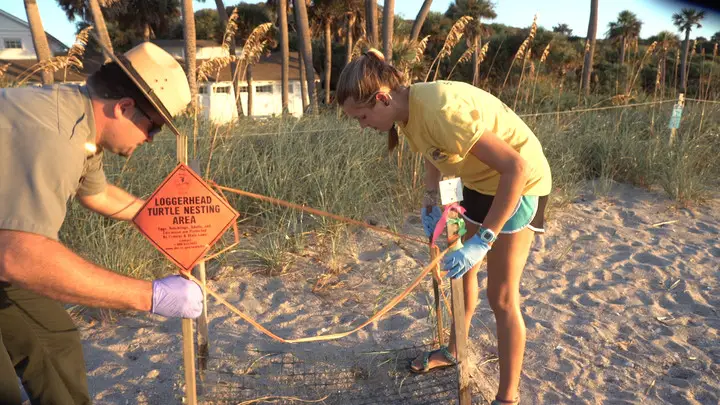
[101,98,164,157]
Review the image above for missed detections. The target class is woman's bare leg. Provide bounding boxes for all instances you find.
[486,227,534,401]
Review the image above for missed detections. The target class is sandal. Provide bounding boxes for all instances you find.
[491,396,519,405]
[408,346,458,374]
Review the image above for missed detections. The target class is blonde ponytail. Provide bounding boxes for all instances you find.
[336,48,405,107]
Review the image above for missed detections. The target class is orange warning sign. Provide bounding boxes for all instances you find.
[133,163,239,272]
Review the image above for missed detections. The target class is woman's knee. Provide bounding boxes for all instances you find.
[486,285,520,315]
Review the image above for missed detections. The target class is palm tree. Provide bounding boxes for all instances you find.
[344,1,364,64]
[293,0,318,112]
[212,0,244,117]
[582,0,598,95]
[654,30,680,98]
[711,31,720,43]
[234,3,273,116]
[312,0,343,104]
[673,8,705,94]
[24,0,54,85]
[100,0,181,50]
[410,0,433,43]
[89,0,113,60]
[446,0,496,86]
[606,10,642,66]
[56,0,113,57]
[181,0,198,113]
[365,0,378,46]
[278,0,289,114]
[552,23,573,36]
[382,0,395,61]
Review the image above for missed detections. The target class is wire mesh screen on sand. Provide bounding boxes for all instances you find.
[198,345,487,405]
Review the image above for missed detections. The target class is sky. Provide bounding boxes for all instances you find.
[2,0,719,47]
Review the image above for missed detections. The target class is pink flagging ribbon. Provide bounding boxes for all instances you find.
[430,202,466,247]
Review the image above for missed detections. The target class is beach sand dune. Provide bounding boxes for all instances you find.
[77,183,719,404]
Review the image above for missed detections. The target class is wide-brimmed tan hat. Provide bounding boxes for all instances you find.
[93,35,190,136]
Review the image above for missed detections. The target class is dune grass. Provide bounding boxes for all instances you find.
[60,97,720,280]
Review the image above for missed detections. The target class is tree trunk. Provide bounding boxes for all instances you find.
[382,0,394,61]
[299,54,308,112]
[620,36,626,66]
[346,13,356,65]
[582,0,598,94]
[324,18,332,105]
[279,0,289,114]
[410,0,433,43]
[246,64,253,116]
[23,0,53,85]
[88,0,113,62]
[365,0,378,47]
[471,35,480,86]
[661,51,667,99]
[680,29,690,93]
[143,24,152,41]
[293,0,317,113]
[214,0,243,117]
[181,0,198,113]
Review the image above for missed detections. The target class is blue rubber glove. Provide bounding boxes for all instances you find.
[421,206,443,238]
[151,276,204,319]
[442,234,491,279]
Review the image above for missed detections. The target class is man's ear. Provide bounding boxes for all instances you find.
[112,97,136,119]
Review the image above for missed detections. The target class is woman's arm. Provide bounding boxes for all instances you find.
[468,129,529,236]
[423,158,442,209]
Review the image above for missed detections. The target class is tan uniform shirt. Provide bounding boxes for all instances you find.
[0,84,107,240]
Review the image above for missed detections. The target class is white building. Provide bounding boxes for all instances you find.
[152,39,321,122]
[150,39,229,60]
[0,9,68,60]
[196,50,321,122]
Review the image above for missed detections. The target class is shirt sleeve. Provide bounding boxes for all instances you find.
[76,151,107,197]
[430,105,487,158]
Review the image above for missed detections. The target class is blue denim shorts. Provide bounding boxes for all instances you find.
[459,187,547,234]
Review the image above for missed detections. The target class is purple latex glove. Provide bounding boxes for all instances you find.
[151,275,204,318]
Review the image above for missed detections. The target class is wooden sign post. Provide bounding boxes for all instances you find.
[190,159,210,388]
[431,245,444,347]
[438,178,471,405]
[132,145,238,405]
[669,93,685,146]
[178,136,196,405]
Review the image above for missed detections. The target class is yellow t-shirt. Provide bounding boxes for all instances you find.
[397,81,552,196]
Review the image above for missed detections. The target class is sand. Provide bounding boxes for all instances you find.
[65,182,718,404]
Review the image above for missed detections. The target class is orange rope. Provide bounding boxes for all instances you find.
[209,182,427,246]
[187,246,450,343]
[193,181,456,343]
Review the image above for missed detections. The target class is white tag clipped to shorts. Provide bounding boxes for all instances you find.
[439,177,463,206]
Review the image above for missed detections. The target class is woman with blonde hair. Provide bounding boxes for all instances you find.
[335,49,552,405]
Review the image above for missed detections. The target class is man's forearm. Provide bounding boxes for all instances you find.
[79,184,145,221]
[0,230,152,312]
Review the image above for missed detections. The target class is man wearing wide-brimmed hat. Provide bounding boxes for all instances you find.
[0,42,203,404]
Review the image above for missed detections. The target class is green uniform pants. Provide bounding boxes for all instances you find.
[0,283,90,405]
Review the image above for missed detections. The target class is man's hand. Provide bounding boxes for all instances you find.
[442,234,490,279]
[151,276,204,318]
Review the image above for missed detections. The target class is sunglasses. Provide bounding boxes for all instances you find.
[135,106,163,139]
